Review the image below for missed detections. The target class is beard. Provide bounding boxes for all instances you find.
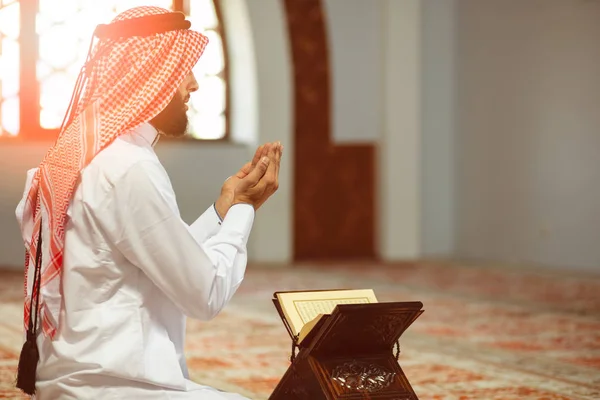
[149,92,189,138]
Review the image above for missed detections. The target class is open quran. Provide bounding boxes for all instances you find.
[273,289,378,344]
[270,290,423,399]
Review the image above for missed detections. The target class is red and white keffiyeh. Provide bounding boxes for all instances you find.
[19,6,208,339]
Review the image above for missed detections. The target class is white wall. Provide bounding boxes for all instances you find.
[241,0,293,264]
[455,0,600,270]
[378,0,422,260]
[421,0,456,257]
[323,0,424,260]
[324,0,382,144]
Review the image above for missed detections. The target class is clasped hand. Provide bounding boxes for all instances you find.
[215,142,283,218]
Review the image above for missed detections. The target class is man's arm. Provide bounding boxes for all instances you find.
[95,160,254,320]
[187,203,223,244]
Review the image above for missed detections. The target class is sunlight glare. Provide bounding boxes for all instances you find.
[1,97,19,136]
[39,73,76,129]
[0,2,20,136]
[114,0,172,14]
[38,0,79,25]
[39,25,79,69]
[30,0,227,139]
[189,113,225,140]
[189,0,218,30]
[194,30,224,76]
[0,38,19,97]
[36,60,52,80]
[36,0,174,130]
[191,76,225,115]
[0,2,19,39]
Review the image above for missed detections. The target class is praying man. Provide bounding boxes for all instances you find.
[14,6,282,400]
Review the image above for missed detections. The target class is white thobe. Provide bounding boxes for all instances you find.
[16,123,253,399]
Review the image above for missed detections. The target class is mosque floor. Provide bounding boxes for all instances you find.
[0,262,599,399]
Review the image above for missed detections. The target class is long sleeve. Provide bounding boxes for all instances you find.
[15,168,38,248]
[93,160,254,321]
[188,204,223,244]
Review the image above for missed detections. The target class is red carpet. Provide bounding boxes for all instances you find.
[1,262,599,399]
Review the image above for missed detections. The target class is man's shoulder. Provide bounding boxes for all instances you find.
[81,134,165,195]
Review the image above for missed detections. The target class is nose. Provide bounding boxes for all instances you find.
[188,72,199,93]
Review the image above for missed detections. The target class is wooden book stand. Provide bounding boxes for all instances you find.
[270,294,424,399]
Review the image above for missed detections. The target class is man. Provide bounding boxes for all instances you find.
[14,6,281,399]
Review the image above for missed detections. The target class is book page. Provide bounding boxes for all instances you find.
[276,289,378,336]
[294,298,371,325]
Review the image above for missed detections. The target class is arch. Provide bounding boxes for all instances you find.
[283,0,376,260]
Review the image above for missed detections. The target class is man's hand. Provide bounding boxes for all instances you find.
[215,142,283,218]
[232,143,281,209]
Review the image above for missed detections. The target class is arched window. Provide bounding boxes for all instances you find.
[0,0,228,140]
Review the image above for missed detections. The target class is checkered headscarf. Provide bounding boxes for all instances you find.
[18,6,208,339]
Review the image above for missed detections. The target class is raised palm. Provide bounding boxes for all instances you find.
[216,142,281,217]
[222,144,270,195]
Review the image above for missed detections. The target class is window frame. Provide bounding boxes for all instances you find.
[2,0,229,142]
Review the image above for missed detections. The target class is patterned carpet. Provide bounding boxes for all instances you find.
[1,262,599,399]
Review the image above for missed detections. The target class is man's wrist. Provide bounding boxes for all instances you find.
[213,203,224,223]
[214,194,233,221]
[231,201,255,210]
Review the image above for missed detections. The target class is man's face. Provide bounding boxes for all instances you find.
[149,72,199,137]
